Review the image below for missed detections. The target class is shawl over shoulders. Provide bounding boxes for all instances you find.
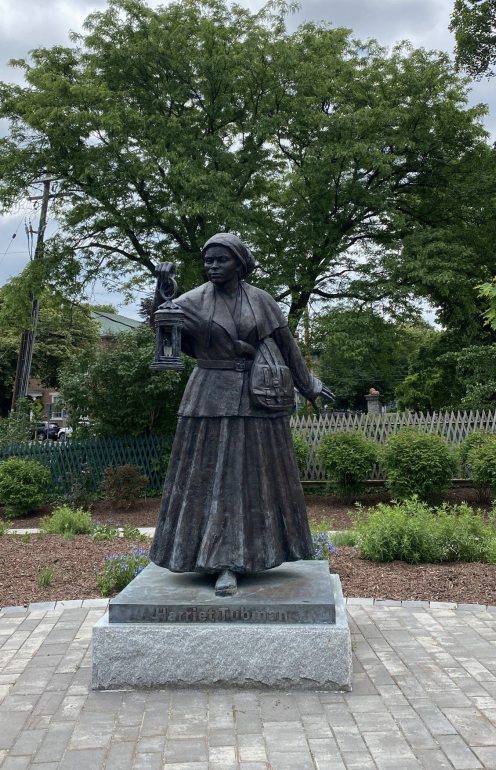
[175,281,320,418]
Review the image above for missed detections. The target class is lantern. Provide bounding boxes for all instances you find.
[150,274,185,371]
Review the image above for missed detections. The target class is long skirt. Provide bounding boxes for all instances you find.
[149,416,314,573]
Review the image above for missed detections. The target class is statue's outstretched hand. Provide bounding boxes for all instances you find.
[320,383,335,402]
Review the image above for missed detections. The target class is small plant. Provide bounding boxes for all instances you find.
[40,505,92,536]
[21,532,31,543]
[311,531,337,560]
[467,438,496,502]
[291,430,310,476]
[90,521,120,541]
[97,548,150,596]
[0,458,50,517]
[62,465,95,510]
[382,428,457,504]
[352,497,496,564]
[330,530,358,547]
[37,565,56,588]
[102,464,149,508]
[0,520,10,536]
[121,524,148,542]
[318,430,378,502]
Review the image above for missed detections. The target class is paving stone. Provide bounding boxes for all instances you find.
[457,604,487,612]
[237,734,267,762]
[34,722,75,763]
[401,601,430,608]
[81,599,109,608]
[28,603,56,612]
[54,600,83,610]
[437,735,483,769]
[443,707,496,746]
[164,739,208,763]
[133,753,163,769]
[414,748,453,769]
[473,746,496,769]
[104,741,135,770]
[341,752,375,769]
[346,598,374,605]
[10,728,46,755]
[1,607,28,615]
[375,600,401,607]
[59,748,106,769]
[1,758,32,770]
[269,753,315,769]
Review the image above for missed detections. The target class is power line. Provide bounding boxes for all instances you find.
[0,216,26,269]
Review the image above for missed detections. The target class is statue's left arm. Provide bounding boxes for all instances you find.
[271,326,334,407]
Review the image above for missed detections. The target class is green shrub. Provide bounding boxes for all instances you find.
[318,430,378,502]
[0,458,50,517]
[468,438,496,501]
[353,498,496,564]
[40,505,92,536]
[97,548,150,596]
[291,431,310,476]
[62,465,95,510]
[459,430,493,468]
[102,464,149,508]
[382,428,457,504]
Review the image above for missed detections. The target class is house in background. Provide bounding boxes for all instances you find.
[27,310,142,427]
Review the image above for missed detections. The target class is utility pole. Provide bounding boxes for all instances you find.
[11,179,52,410]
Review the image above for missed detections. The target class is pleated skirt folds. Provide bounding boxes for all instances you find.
[149,416,314,573]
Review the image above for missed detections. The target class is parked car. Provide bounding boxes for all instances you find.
[57,426,73,441]
[32,422,61,441]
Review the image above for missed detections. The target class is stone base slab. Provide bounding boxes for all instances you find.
[92,574,352,691]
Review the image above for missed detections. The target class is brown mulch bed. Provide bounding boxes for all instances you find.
[0,497,162,529]
[332,547,496,605]
[1,487,490,532]
[0,534,148,607]
[2,534,496,607]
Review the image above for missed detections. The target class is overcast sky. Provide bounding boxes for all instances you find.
[0,0,493,319]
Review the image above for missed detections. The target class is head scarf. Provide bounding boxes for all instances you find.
[201,233,256,279]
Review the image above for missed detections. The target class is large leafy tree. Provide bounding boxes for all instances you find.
[58,326,193,436]
[0,270,100,415]
[0,0,493,329]
[313,307,428,410]
[451,0,496,78]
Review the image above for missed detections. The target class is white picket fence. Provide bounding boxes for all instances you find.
[290,410,496,482]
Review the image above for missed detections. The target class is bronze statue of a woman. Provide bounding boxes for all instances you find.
[149,233,334,596]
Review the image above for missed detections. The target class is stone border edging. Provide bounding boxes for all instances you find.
[0,596,493,615]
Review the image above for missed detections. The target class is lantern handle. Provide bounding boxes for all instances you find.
[155,261,178,306]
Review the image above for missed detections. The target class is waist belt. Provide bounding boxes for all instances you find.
[197,359,253,372]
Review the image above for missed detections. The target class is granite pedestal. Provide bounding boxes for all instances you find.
[92,561,353,691]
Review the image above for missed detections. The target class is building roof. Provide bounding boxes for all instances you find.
[91,310,142,337]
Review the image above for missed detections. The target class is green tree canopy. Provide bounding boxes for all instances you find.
[313,306,428,410]
[0,0,493,329]
[451,0,496,78]
[0,271,100,415]
[58,325,193,436]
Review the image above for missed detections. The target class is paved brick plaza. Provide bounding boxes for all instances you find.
[2,601,496,769]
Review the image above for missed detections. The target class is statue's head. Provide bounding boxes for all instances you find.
[202,233,256,283]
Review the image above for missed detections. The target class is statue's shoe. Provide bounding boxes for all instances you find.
[215,569,238,597]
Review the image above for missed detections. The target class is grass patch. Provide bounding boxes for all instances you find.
[37,565,56,588]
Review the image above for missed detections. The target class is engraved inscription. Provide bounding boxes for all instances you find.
[146,606,291,623]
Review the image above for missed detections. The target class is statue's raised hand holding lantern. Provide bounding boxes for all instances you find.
[150,262,185,371]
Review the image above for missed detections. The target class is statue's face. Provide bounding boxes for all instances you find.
[204,245,239,285]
